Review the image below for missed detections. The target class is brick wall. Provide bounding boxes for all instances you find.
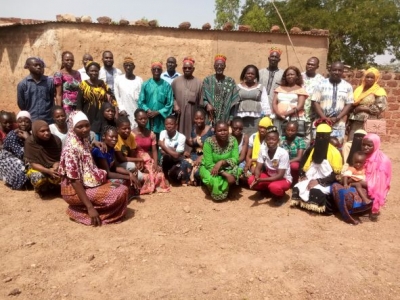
[346,71,400,142]
[0,22,328,113]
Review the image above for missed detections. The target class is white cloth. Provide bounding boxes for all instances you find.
[78,67,89,81]
[295,160,332,201]
[161,71,181,85]
[159,130,186,153]
[99,67,122,89]
[72,111,89,127]
[257,145,292,183]
[16,111,31,120]
[49,124,67,148]
[114,75,143,129]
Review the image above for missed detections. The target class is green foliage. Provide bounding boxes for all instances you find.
[214,0,240,29]
[237,0,400,67]
[238,0,269,31]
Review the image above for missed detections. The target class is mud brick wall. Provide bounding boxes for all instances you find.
[0,22,328,112]
[346,71,400,142]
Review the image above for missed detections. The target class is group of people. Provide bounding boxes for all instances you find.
[0,47,392,226]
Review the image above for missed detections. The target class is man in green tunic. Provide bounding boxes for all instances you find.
[138,60,174,140]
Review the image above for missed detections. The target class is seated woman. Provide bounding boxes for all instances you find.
[58,111,128,226]
[199,121,242,201]
[332,134,392,224]
[0,111,31,190]
[49,106,68,147]
[91,126,141,198]
[114,116,144,180]
[248,126,292,202]
[158,115,186,184]
[244,117,273,176]
[230,117,249,171]
[291,123,342,214]
[342,129,367,168]
[132,109,170,194]
[279,121,306,184]
[0,110,15,145]
[184,108,214,185]
[25,120,62,198]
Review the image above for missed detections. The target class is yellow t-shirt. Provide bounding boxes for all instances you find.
[115,133,137,157]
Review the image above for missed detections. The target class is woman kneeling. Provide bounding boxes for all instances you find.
[58,112,128,226]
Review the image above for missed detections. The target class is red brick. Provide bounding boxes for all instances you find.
[381,135,390,142]
[387,96,398,103]
[388,103,400,111]
[391,111,400,119]
[382,73,392,80]
[394,74,400,80]
[386,119,396,127]
[386,80,398,88]
[391,89,400,96]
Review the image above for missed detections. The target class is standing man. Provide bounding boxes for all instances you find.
[161,57,181,84]
[77,53,93,81]
[114,57,143,129]
[138,60,174,140]
[301,57,325,144]
[99,50,122,93]
[172,57,203,152]
[311,61,354,143]
[259,47,284,110]
[17,57,54,124]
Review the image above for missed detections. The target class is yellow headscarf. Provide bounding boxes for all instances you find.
[251,117,273,161]
[353,67,387,105]
[303,124,342,174]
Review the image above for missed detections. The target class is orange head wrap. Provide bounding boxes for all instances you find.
[269,47,283,56]
[151,60,163,68]
[123,57,134,64]
[183,56,195,65]
[214,54,227,62]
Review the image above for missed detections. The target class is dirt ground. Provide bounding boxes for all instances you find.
[1,143,399,300]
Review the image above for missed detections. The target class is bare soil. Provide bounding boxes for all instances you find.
[1,143,399,300]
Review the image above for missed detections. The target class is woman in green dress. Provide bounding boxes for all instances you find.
[199,121,242,201]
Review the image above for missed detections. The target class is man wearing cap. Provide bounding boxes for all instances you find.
[259,47,285,110]
[114,57,143,128]
[138,60,174,139]
[17,57,54,124]
[171,57,203,152]
[99,50,122,93]
[161,57,181,85]
[291,122,343,214]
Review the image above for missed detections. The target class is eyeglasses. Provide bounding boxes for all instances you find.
[183,67,193,70]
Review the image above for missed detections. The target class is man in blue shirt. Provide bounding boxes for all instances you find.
[161,57,181,84]
[17,57,55,124]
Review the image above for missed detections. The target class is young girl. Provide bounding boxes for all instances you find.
[231,117,249,171]
[342,151,368,202]
[25,120,62,198]
[49,106,68,147]
[114,116,144,177]
[184,108,214,185]
[132,109,170,194]
[0,111,14,146]
[248,126,292,203]
[279,121,306,184]
[92,126,141,199]
[158,115,186,184]
[95,102,117,141]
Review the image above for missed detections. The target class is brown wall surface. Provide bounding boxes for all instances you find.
[0,22,328,112]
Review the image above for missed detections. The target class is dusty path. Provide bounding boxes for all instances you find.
[1,143,399,300]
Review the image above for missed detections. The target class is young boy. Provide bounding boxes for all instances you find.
[342,151,368,203]
[248,126,292,204]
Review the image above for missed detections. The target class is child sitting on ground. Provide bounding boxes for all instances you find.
[230,117,249,172]
[342,151,368,203]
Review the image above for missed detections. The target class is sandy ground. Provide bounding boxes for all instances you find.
[1,143,399,300]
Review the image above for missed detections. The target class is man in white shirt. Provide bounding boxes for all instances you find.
[77,53,93,81]
[114,56,143,128]
[99,50,122,92]
[161,57,181,84]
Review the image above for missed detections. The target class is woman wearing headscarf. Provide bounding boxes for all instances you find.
[332,133,391,224]
[58,111,128,226]
[25,120,62,198]
[0,111,31,190]
[342,129,367,168]
[291,123,342,213]
[202,54,239,124]
[348,68,387,140]
[76,61,118,140]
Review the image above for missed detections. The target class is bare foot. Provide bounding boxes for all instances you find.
[220,171,236,185]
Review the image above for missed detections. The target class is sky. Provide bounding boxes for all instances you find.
[1,0,394,64]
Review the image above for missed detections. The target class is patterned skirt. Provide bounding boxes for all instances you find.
[62,180,128,226]
[0,149,28,190]
[27,168,61,192]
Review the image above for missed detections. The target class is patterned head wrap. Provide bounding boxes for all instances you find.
[214,54,227,62]
[269,47,283,56]
[123,57,135,64]
[151,60,163,68]
[183,56,195,66]
[266,126,278,133]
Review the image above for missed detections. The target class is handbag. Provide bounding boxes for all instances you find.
[364,118,386,135]
[281,109,306,137]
